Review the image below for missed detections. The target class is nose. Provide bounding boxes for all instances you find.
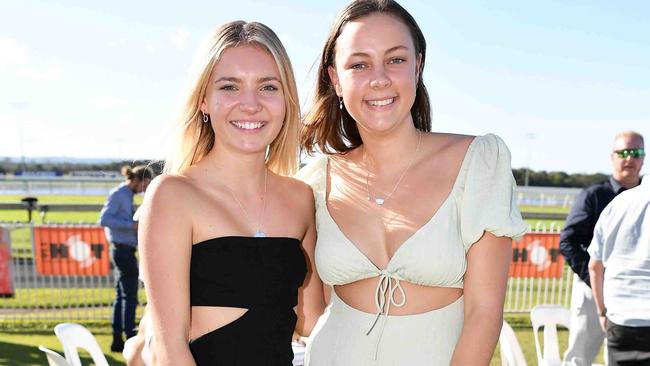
[369,65,391,89]
[239,90,262,113]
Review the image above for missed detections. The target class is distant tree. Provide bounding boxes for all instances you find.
[512,168,608,188]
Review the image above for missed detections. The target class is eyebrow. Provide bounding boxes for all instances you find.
[348,45,410,58]
[214,76,281,83]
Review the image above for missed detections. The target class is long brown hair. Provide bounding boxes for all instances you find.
[165,21,300,176]
[301,0,431,155]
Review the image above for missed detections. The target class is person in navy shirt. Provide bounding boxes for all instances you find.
[100,165,153,352]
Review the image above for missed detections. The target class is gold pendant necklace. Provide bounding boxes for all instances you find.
[226,168,268,237]
[364,131,422,206]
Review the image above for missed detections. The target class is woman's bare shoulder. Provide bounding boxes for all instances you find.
[278,175,315,208]
[148,173,196,197]
[141,173,202,215]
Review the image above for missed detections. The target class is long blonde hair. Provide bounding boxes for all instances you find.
[165,21,300,176]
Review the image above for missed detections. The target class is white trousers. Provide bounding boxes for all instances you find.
[562,274,605,366]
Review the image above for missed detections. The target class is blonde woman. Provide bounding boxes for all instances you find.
[299,0,527,364]
[139,21,324,365]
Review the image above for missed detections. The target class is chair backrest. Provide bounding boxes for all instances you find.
[292,341,305,366]
[38,345,71,366]
[499,321,528,366]
[530,304,571,366]
[54,323,110,366]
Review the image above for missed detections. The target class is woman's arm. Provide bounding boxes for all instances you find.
[294,184,326,337]
[139,176,196,366]
[450,232,511,366]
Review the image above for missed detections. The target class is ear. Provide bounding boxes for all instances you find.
[327,66,342,96]
[415,53,423,80]
[200,98,208,115]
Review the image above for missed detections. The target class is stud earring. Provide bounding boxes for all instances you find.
[202,113,209,123]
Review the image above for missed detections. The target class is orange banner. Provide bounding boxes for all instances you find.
[509,233,565,278]
[0,227,14,296]
[33,226,110,276]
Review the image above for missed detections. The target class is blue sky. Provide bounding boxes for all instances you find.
[1,0,648,174]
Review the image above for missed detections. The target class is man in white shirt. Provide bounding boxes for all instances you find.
[588,167,650,365]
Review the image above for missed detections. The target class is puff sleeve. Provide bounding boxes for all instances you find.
[460,134,528,251]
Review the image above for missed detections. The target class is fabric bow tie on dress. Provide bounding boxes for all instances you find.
[365,269,407,360]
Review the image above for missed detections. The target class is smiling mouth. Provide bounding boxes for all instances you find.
[230,121,266,130]
[366,97,395,107]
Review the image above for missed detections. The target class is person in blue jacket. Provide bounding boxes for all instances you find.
[100,165,154,352]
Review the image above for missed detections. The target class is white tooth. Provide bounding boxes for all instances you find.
[233,121,264,129]
[368,98,393,106]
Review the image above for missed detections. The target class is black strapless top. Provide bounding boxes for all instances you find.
[188,236,308,365]
[190,236,307,308]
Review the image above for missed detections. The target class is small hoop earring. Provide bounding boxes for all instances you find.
[202,113,209,123]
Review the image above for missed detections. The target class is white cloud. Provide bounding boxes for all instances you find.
[0,39,61,81]
[43,61,62,80]
[116,113,132,128]
[89,97,129,109]
[170,28,190,50]
[0,38,28,68]
[107,39,126,48]
[15,60,61,81]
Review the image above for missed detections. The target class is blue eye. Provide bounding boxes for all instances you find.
[389,58,405,64]
[261,85,279,91]
[351,63,366,70]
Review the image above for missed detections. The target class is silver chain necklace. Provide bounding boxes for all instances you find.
[226,168,268,237]
[364,131,422,206]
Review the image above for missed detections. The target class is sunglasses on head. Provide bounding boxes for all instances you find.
[613,148,645,159]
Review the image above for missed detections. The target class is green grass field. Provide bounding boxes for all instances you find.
[0,314,604,366]
[0,194,144,224]
[1,288,147,309]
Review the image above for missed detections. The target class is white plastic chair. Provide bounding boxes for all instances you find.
[292,341,306,366]
[530,304,570,366]
[38,345,71,366]
[54,323,110,366]
[499,321,528,366]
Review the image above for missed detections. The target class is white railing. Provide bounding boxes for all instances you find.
[2,177,583,204]
[0,222,144,322]
[516,186,581,208]
[504,225,573,313]
[0,177,121,196]
[0,223,571,322]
